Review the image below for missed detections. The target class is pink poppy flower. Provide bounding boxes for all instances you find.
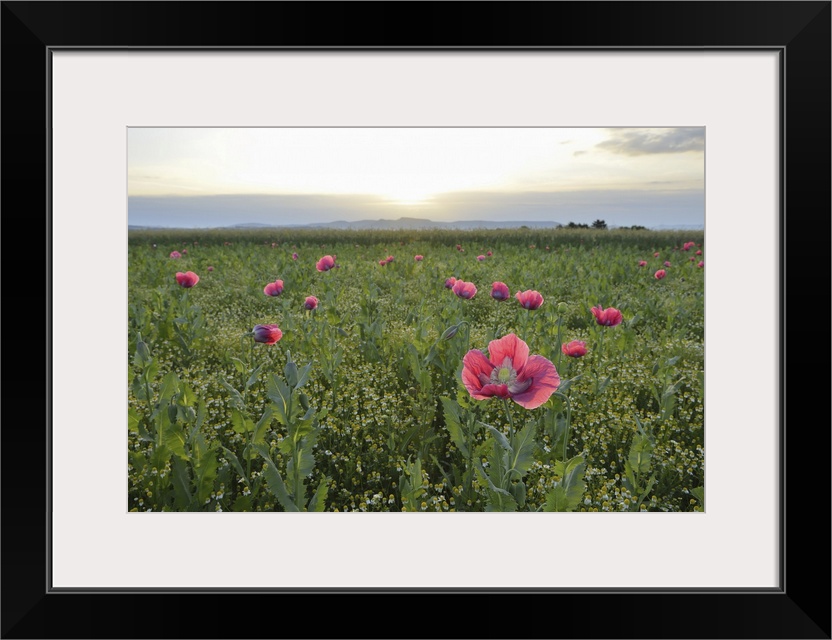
[386,255,395,263]
[444,276,458,289]
[696,250,702,256]
[487,251,493,257]
[292,252,299,260]
[304,296,319,310]
[655,269,667,280]
[461,333,560,410]
[477,255,486,261]
[690,257,696,262]
[169,251,182,259]
[683,241,696,251]
[697,261,704,268]
[515,289,544,310]
[207,266,214,272]
[664,261,671,267]
[263,280,284,296]
[591,305,623,327]
[561,340,588,358]
[316,255,336,271]
[452,280,477,299]
[491,281,510,301]
[638,260,647,267]
[414,255,424,262]
[252,324,282,345]
[456,244,462,251]
[175,271,199,288]
[379,259,387,266]
[653,252,660,258]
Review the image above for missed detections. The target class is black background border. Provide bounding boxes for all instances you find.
[2,2,829,638]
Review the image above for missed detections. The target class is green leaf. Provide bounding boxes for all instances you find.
[252,407,273,445]
[691,486,705,508]
[192,435,218,506]
[230,357,247,374]
[245,362,265,390]
[284,359,299,387]
[170,456,193,509]
[544,455,587,512]
[254,444,299,511]
[231,408,255,435]
[159,371,180,401]
[479,422,511,452]
[294,362,313,390]
[266,375,292,425]
[508,422,537,477]
[221,446,247,483]
[440,397,468,458]
[628,433,654,476]
[134,339,151,368]
[307,478,329,512]
[128,407,141,433]
[219,378,245,410]
[161,421,188,460]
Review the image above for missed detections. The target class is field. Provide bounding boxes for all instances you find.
[128,227,705,513]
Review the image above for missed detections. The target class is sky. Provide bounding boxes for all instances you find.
[128,127,705,228]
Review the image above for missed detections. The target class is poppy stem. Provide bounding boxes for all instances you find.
[502,398,515,443]
[554,391,573,461]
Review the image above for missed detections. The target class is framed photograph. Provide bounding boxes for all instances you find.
[3,2,829,638]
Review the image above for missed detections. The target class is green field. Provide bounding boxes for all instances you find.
[128,227,705,512]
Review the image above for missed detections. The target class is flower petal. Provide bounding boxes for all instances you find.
[512,355,560,409]
[461,349,495,396]
[487,333,529,371]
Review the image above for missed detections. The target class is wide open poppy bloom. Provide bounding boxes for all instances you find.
[444,276,458,289]
[252,324,282,345]
[591,305,623,327]
[561,340,588,357]
[491,281,510,300]
[304,296,319,310]
[169,250,182,259]
[175,271,199,288]
[316,255,336,271]
[263,280,284,296]
[452,279,477,299]
[462,333,560,410]
[654,269,667,280]
[515,289,544,310]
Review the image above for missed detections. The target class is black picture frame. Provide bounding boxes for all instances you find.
[2,2,829,638]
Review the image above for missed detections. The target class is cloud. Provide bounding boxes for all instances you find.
[596,128,704,156]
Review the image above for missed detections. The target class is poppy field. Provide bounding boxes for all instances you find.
[128,227,705,513]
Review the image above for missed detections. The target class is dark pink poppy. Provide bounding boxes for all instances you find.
[444,276,458,289]
[461,333,560,410]
[316,255,336,272]
[386,255,395,263]
[414,255,424,262]
[292,252,299,260]
[515,289,544,310]
[655,269,667,280]
[664,261,671,268]
[653,252,660,258]
[378,259,387,266]
[683,241,696,251]
[561,340,588,357]
[252,324,282,345]
[487,251,493,257]
[697,261,704,268]
[591,305,623,327]
[696,250,702,256]
[638,260,648,267]
[477,255,486,261]
[263,280,284,296]
[491,281,510,301]
[452,280,477,299]
[207,266,214,272]
[175,271,199,288]
[690,257,696,262]
[169,250,182,259]
[304,296,319,310]
[456,244,462,251]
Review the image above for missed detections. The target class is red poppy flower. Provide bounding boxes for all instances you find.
[452,280,477,299]
[175,271,199,288]
[444,276,458,289]
[263,280,284,296]
[316,255,336,271]
[638,260,647,267]
[515,289,544,310]
[414,255,424,262]
[697,261,704,268]
[491,281,510,301]
[591,305,623,327]
[486,251,493,257]
[561,340,588,357]
[304,296,319,310]
[462,333,560,410]
[252,324,282,345]
[654,269,667,280]
[169,251,182,259]
[696,250,702,256]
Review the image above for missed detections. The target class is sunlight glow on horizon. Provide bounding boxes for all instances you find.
[128,127,704,207]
